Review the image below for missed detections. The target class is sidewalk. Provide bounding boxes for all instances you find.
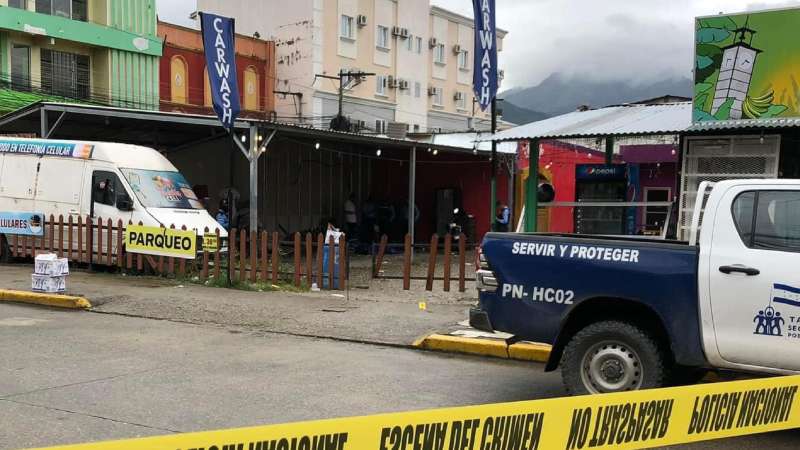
[0,264,475,347]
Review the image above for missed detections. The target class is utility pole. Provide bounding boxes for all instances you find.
[490,97,498,229]
[315,70,375,131]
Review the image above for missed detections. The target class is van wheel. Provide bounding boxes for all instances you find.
[561,321,667,395]
[0,235,10,263]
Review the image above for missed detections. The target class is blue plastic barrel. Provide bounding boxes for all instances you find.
[322,245,340,289]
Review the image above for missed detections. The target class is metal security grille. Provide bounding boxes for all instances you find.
[40,49,90,100]
[678,136,780,240]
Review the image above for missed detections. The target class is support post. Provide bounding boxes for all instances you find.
[605,136,614,165]
[40,109,47,138]
[408,146,417,252]
[248,125,258,234]
[490,98,498,229]
[525,139,540,232]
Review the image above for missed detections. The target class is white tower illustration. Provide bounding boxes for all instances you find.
[711,23,761,120]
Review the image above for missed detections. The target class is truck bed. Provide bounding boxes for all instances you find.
[478,232,706,367]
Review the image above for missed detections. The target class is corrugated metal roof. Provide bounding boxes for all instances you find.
[488,102,692,141]
[423,132,518,154]
[686,117,800,132]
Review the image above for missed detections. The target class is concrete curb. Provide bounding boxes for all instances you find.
[0,289,92,310]
[413,334,552,362]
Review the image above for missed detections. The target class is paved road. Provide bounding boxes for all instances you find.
[0,303,797,449]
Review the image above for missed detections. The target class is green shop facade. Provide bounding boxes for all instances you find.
[0,0,162,113]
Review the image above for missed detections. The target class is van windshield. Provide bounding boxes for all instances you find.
[120,168,204,210]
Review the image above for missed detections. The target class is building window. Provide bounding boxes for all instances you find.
[376,25,390,50]
[416,37,422,54]
[9,0,26,9]
[11,45,31,91]
[40,49,89,100]
[375,119,387,134]
[170,56,188,104]
[434,43,446,64]
[414,81,421,98]
[455,92,466,109]
[458,50,469,70]
[340,15,354,39]
[406,35,413,51]
[432,87,443,106]
[243,66,259,111]
[35,0,86,21]
[413,124,420,132]
[375,75,387,96]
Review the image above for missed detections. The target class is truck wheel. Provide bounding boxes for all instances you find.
[561,321,667,395]
[0,235,9,263]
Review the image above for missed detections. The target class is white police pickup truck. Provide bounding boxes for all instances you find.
[472,180,800,394]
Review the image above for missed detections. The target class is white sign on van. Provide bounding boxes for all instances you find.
[0,139,93,159]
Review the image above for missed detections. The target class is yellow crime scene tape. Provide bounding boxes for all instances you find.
[31,375,800,450]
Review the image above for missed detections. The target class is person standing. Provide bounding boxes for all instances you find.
[344,193,358,239]
[495,200,510,232]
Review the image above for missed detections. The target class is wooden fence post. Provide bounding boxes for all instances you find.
[116,220,124,268]
[338,234,346,291]
[179,225,187,276]
[68,216,74,261]
[260,231,268,282]
[136,221,143,272]
[316,233,324,289]
[458,234,466,292]
[239,228,246,282]
[403,234,411,291]
[271,232,279,283]
[106,218,113,266]
[426,234,439,291]
[305,233,313,287]
[327,235,335,290]
[57,215,64,258]
[86,215,93,266]
[443,234,452,292]
[48,215,55,253]
[77,216,83,262]
[229,228,237,284]
[201,227,210,281]
[214,228,221,280]
[293,232,302,287]
[373,234,388,278]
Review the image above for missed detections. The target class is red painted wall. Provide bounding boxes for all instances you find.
[370,150,509,243]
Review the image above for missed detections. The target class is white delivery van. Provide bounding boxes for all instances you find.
[0,138,226,261]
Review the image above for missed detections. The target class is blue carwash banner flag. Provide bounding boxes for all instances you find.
[473,0,498,112]
[200,12,241,128]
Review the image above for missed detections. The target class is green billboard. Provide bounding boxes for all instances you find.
[694,8,800,122]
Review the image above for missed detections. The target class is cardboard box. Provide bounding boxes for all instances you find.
[34,253,69,276]
[31,274,66,293]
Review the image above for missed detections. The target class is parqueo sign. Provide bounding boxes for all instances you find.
[124,224,196,259]
[29,375,800,450]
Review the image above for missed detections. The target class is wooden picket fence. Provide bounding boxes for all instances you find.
[8,215,347,291]
[373,233,468,293]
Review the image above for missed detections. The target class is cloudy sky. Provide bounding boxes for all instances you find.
[157,0,800,89]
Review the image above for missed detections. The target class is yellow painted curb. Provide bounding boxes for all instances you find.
[508,342,552,362]
[416,334,509,358]
[0,289,91,309]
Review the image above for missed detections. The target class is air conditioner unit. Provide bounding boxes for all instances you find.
[454,92,465,101]
[392,26,402,37]
[357,15,368,26]
[399,28,410,39]
[428,87,438,96]
[387,76,398,88]
[428,37,439,48]
[453,44,462,54]
[398,79,410,90]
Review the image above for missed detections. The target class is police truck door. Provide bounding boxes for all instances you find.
[708,185,800,370]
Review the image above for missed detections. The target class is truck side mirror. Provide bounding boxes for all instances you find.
[117,198,134,211]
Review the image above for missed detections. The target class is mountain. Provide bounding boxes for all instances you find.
[498,101,550,125]
[502,73,694,118]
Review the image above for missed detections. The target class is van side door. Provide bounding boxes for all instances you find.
[707,186,800,371]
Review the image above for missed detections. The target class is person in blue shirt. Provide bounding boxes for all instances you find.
[215,200,230,231]
[495,201,510,232]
